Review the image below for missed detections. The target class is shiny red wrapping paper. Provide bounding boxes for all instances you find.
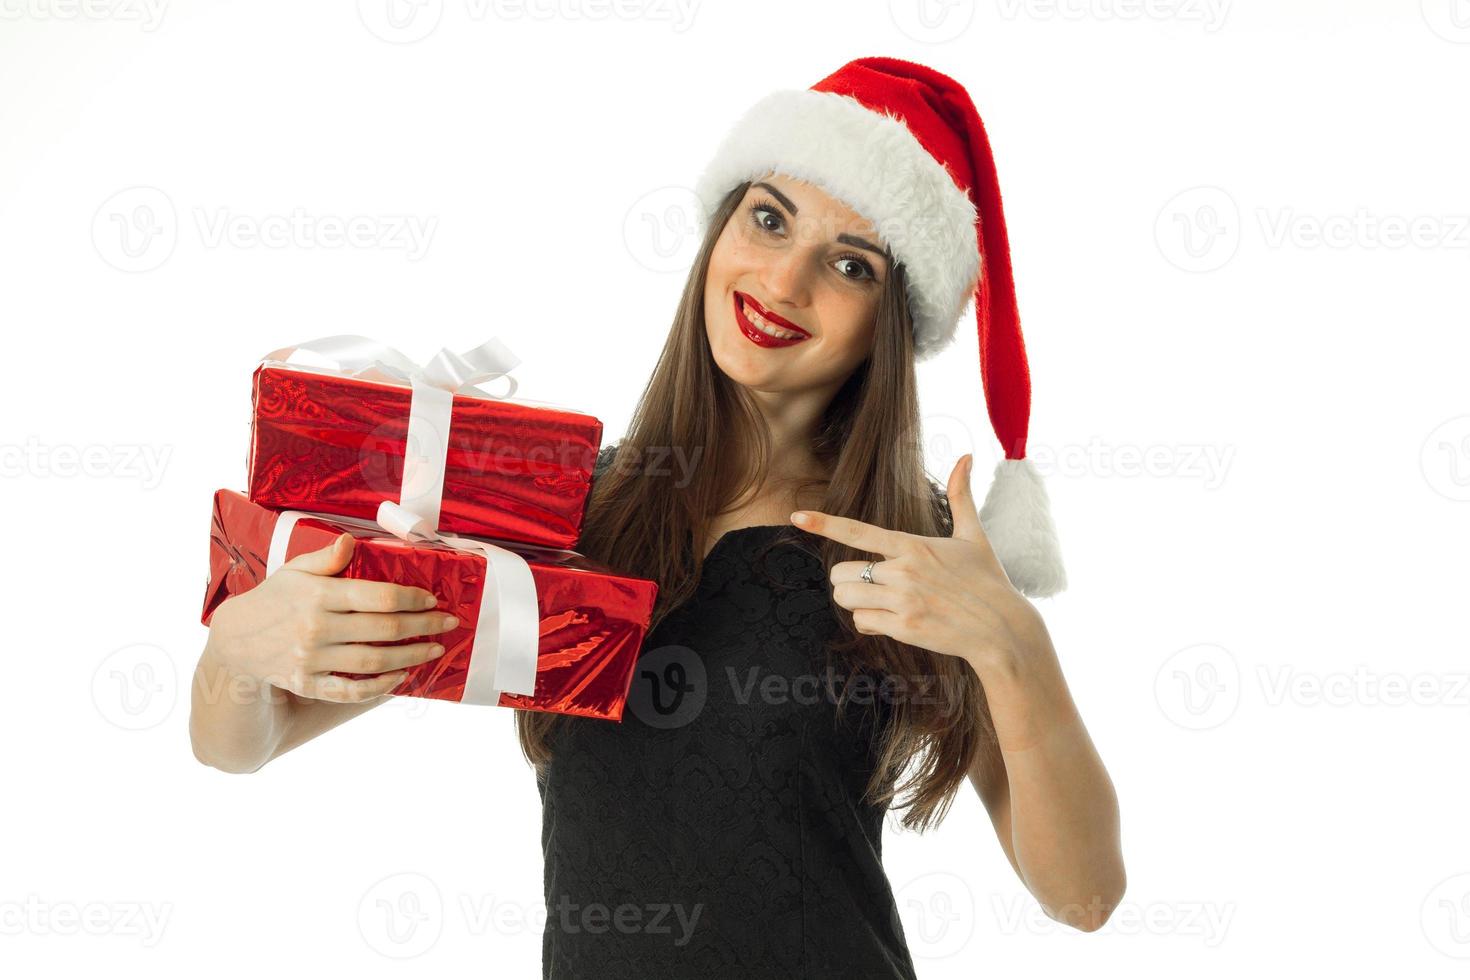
[247,362,603,549]
[202,489,658,721]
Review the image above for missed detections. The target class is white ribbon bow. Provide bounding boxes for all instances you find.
[262,334,521,531]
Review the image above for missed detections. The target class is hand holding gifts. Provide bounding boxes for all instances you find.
[204,489,657,721]
[204,335,657,720]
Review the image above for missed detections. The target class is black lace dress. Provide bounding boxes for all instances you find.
[536,445,944,979]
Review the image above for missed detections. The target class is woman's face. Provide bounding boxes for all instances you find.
[704,173,890,396]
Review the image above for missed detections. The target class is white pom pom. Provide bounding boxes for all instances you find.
[978,457,1067,598]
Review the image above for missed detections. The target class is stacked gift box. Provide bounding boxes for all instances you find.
[201,335,657,722]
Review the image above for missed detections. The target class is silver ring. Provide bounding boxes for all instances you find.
[861,559,877,584]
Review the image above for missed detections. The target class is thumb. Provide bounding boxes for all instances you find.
[283,532,355,577]
[946,454,990,547]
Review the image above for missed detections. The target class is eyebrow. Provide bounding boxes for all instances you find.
[753,181,888,261]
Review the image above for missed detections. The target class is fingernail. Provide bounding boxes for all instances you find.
[441,615,459,630]
[791,512,808,525]
[428,644,444,656]
[421,593,438,609]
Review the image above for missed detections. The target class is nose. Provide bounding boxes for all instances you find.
[755,247,812,313]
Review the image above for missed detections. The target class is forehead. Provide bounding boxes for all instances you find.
[750,171,882,240]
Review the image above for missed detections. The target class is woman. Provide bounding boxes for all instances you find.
[191,57,1123,979]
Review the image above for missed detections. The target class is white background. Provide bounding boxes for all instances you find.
[3,1,1468,976]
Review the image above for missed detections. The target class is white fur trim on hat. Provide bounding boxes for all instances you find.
[693,89,980,363]
[978,457,1066,598]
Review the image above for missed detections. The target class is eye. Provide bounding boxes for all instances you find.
[748,199,785,236]
[748,196,880,285]
[834,253,878,284]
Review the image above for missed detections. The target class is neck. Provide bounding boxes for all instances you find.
[742,382,838,490]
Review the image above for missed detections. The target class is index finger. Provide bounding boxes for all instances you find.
[791,510,912,559]
[318,577,440,613]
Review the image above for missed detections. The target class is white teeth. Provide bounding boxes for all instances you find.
[742,298,804,340]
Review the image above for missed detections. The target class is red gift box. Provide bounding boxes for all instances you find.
[247,358,602,549]
[202,489,657,722]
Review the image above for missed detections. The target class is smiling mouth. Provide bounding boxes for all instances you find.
[734,291,810,347]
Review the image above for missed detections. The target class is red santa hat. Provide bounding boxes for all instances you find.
[692,55,1066,598]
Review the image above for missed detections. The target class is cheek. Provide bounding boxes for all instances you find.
[711,243,754,283]
[821,294,879,357]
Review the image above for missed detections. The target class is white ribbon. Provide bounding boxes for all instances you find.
[261,335,521,531]
[263,502,541,701]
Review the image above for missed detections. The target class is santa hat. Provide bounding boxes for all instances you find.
[692,55,1065,598]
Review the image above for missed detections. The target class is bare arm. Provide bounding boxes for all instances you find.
[189,640,394,773]
[970,627,1126,933]
[968,735,1023,883]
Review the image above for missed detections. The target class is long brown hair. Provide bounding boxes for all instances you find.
[516,180,1000,833]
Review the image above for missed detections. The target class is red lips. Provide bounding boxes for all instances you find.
[733,291,810,349]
